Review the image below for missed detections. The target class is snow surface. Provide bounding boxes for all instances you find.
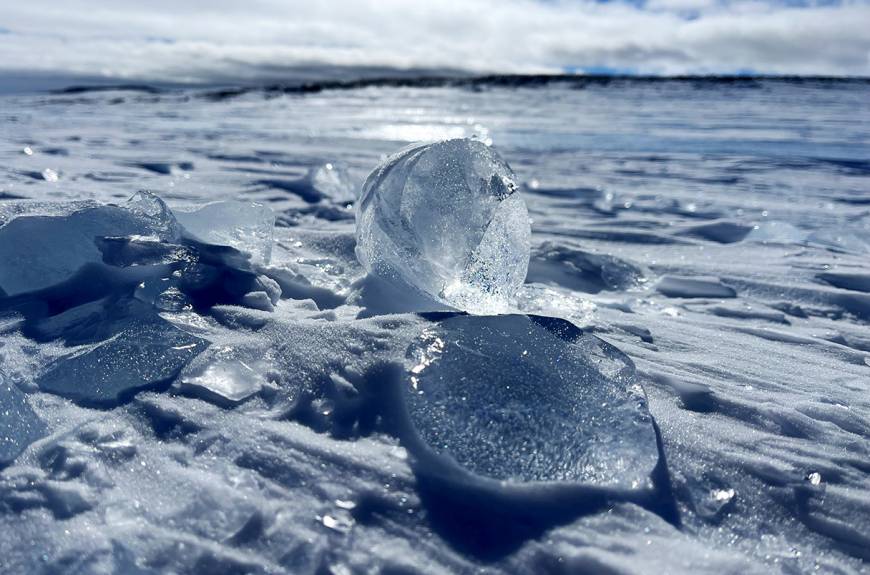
[0,78,869,574]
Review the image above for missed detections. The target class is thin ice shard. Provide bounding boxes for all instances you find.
[0,374,47,466]
[175,201,275,265]
[0,193,178,296]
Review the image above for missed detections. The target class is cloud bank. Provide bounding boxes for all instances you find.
[0,0,868,88]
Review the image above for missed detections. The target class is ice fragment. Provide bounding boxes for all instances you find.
[401,314,660,488]
[175,201,275,265]
[306,162,357,204]
[355,139,530,314]
[36,315,208,406]
[0,194,178,296]
[0,375,47,466]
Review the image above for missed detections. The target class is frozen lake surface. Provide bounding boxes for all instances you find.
[1,77,869,574]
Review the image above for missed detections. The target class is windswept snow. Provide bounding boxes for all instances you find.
[0,78,868,574]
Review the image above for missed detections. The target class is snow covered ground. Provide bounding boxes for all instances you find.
[0,77,869,574]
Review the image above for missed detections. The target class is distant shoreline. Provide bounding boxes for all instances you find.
[1,70,868,97]
[55,73,870,99]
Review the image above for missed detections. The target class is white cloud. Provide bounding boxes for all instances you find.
[0,0,867,86]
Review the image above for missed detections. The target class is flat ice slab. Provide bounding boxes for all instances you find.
[402,314,660,489]
[0,201,174,296]
[36,315,208,406]
[178,354,265,407]
[0,376,46,466]
[656,276,736,299]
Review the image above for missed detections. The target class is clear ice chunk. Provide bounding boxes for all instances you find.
[175,201,275,266]
[0,193,178,296]
[306,162,357,204]
[124,190,182,242]
[355,139,531,314]
[0,375,47,466]
[402,314,660,488]
[36,315,208,406]
[178,352,265,408]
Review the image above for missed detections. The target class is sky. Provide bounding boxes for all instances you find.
[0,0,868,88]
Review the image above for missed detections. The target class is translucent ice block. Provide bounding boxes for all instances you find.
[355,139,530,314]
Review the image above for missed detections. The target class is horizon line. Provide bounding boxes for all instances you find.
[32,72,870,99]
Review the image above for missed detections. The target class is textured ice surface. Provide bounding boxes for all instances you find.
[355,139,531,314]
[175,201,275,265]
[36,315,208,406]
[0,375,46,466]
[402,314,659,488]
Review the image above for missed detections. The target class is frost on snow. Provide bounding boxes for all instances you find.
[355,139,531,314]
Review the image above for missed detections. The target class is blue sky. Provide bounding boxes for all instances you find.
[0,0,868,88]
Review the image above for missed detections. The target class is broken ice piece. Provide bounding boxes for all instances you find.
[0,375,47,466]
[355,139,531,314]
[0,197,179,296]
[36,315,208,406]
[178,356,265,408]
[401,314,660,488]
[240,291,274,312]
[746,221,805,245]
[175,201,275,265]
[124,191,182,242]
